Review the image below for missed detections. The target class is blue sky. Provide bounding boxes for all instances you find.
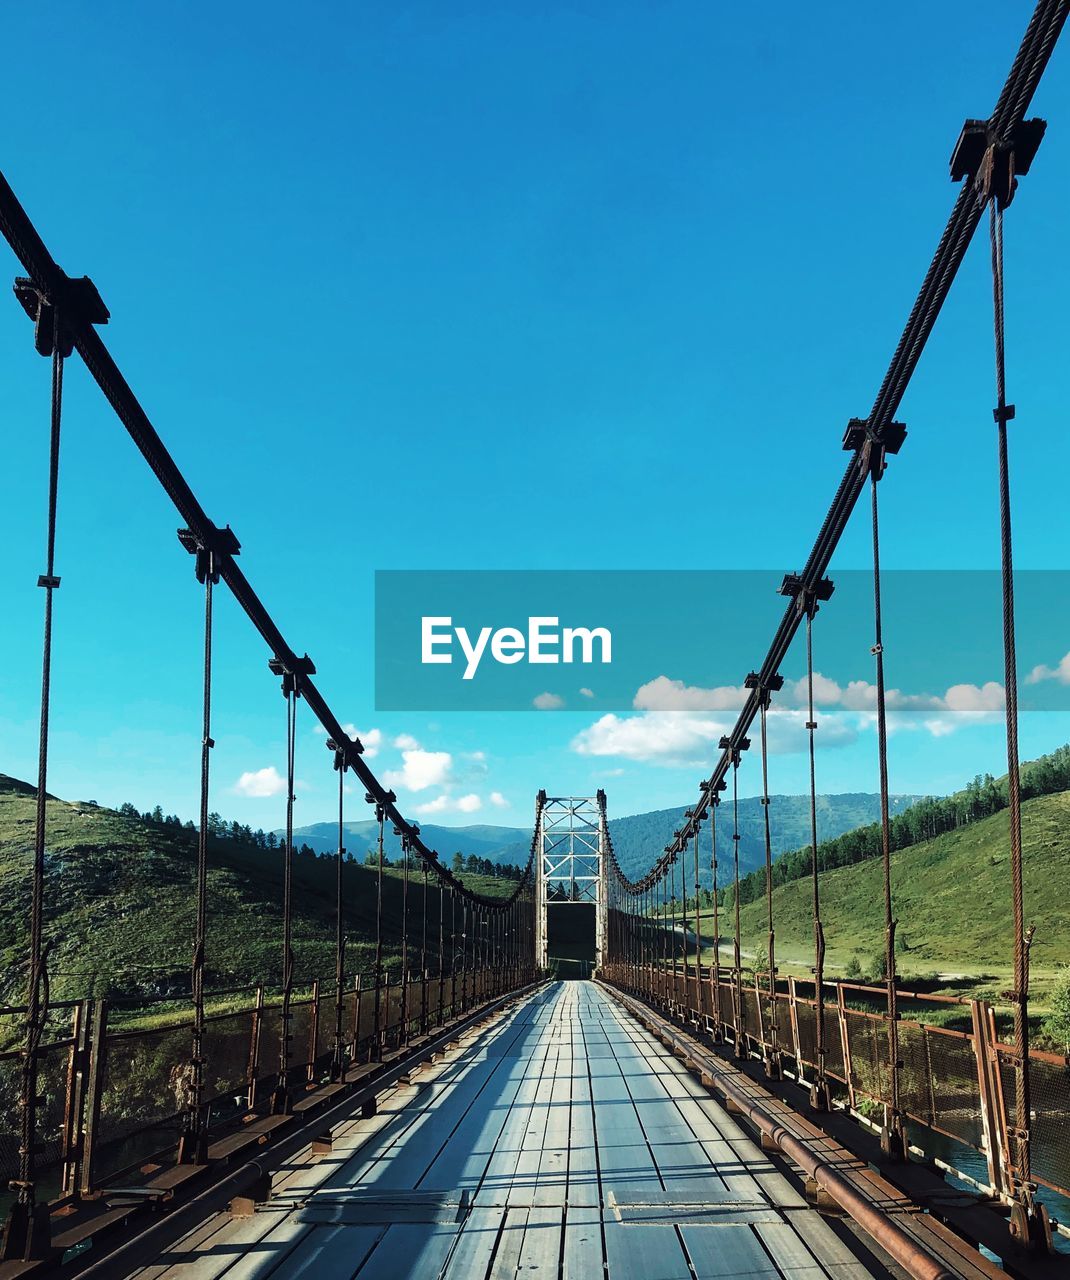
[2,2,1070,835]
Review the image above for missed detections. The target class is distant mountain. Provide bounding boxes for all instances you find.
[283,819,532,867]
[606,793,922,886]
[285,792,923,886]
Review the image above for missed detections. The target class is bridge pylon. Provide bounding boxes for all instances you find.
[534,791,609,974]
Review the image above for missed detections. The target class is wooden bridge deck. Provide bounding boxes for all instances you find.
[129,982,884,1280]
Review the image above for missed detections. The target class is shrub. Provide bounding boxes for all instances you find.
[1043,967,1070,1053]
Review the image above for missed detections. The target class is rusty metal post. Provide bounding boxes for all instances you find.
[306,979,320,1085]
[837,985,855,1112]
[972,1000,1010,1198]
[79,999,108,1199]
[787,977,803,1076]
[60,1000,90,1202]
[246,985,264,1111]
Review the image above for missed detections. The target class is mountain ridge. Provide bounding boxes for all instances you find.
[283,791,924,884]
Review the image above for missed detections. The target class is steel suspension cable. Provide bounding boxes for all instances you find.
[731,751,744,1057]
[181,538,217,1163]
[869,462,905,1159]
[12,304,65,1257]
[758,695,779,1076]
[804,592,831,1110]
[420,862,429,1034]
[332,746,347,1080]
[272,686,299,1113]
[450,889,458,1014]
[371,802,385,1061]
[692,827,704,1022]
[989,194,1036,1217]
[438,875,446,1017]
[400,836,410,1042]
[711,797,722,1041]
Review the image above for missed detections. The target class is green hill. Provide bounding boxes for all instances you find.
[709,790,1070,999]
[0,776,517,1012]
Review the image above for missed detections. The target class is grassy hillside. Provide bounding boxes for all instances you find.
[700,790,1070,998]
[0,777,516,1011]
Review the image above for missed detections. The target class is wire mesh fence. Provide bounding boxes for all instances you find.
[0,962,525,1206]
[602,962,1070,1203]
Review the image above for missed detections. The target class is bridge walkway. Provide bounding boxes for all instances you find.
[126,982,885,1280]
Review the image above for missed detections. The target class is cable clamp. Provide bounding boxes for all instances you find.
[744,671,784,706]
[177,524,240,583]
[843,417,906,479]
[779,573,834,618]
[268,653,316,697]
[950,117,1046,210]
[37,575,60,589]
[870,643,883,656]
[718,735,750,764]
[805,720,817,731]
[993,404,1016,425]
[13,272,109,357]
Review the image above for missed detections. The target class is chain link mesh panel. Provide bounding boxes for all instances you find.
[94,1022,191,1183]
[998,1048,1070,1196]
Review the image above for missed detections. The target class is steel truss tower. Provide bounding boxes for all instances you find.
[534,791,608,972]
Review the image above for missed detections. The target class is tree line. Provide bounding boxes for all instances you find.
[117,803,526,879]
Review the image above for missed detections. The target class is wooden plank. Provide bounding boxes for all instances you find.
[515,1206,564,1278]
[487,1207,529,1279]
[440,1207,506,1278]
[351,1223,459,1279]
[260,1225,385,1280]
[561,1206,604,1280]
[782,1211,879,1280]
[678,1223,783,1278]
[603,1221,693,1280]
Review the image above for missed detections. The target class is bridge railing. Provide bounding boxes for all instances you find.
[601,962,1070,1205]
[0,963,519,1206]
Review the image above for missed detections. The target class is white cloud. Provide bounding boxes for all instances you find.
[413,791,483,816]
[782,673,844,707]
[384,749,452,793]
[579,687,595,699]
[489,791,508,808]
[234,766,287,798]
[633,675,748,713]
[393,732,420,750]
[570,670,1003,766]
[412,793,450,815]
[572,712,722,766]
[1027,652,1070,686]
[925,681,1005,736]
[533,692,565,710]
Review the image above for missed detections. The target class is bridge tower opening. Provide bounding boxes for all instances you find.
[534,793,608,979]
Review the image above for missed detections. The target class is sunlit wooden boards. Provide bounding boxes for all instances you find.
[126,983,879,1280]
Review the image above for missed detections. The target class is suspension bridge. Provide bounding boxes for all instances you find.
[3,3,1070,1278]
